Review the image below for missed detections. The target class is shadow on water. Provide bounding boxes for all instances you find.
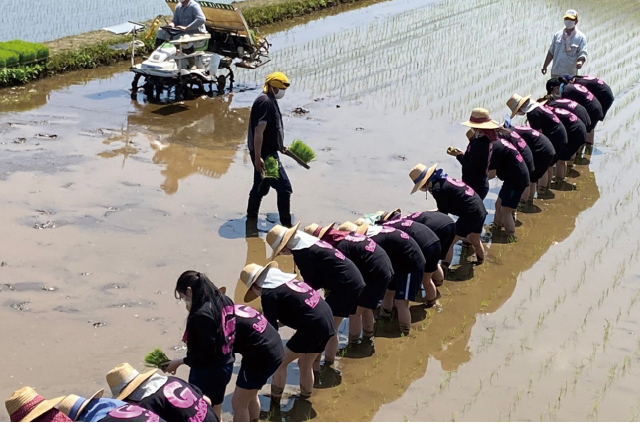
[307,162,599,421]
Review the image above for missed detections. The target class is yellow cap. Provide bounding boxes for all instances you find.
[263,72,290,93]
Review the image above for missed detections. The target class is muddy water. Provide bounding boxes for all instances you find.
[2,0,640,421]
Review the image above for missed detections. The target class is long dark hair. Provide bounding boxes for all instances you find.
[175,271,227,342]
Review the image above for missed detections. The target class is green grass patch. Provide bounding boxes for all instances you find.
[289,139,316,163]
[0,40,49,65]
[242,0,361,27]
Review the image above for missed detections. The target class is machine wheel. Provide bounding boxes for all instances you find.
[228,68,235,91]
[175,81,184,101]
[216,75,226,94]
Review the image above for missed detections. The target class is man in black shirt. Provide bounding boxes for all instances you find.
[247,72,293,227]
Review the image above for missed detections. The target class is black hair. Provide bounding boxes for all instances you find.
[175,271,226,340]
[558,76,570,85]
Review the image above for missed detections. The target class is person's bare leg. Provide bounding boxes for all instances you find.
[444,235,462,264]
[232,387,259,422]
[324,317,344,363]
[587,130,595,145]
[298,353,317,397]
[520,185,530,203]
[494,198,504,228]
[249,392,260,422]
[348,308,364,343]
[213,404,223,420]
[271,347,300,397]
[556,160,567,181]
[468,232,484,261]
[381,289,394,314]
[433,264,444,286]
[528,181,537,201]
[421,272,437,301]
[545,166,554,187]
[502,206,516,235]
[394,299,411,335]
[362,309,375,336]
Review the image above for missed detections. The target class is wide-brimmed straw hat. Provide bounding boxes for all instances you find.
[240,261,279,302]
[5,387,64,422]
[303,223,334,240]
[106,363,157,401]
[506,93,533,118]
[409,163,437,194]
[381,209,401,222]
[339,221,360,233]
[266,223,301,260]
[461,108,501,129]
[56,390,104,421]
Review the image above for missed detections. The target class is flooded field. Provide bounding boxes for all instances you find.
[2,0,640,421]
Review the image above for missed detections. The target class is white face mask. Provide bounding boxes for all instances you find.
[564,20,576,29]
[274,89,286,100]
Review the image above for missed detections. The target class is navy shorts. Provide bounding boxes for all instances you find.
[455,213,487,238]
[498,183,527,209]
[558,132,587,161]
[189,362,233,405]
[422,242,441,273]
[358,273,393,310]
[530,155,554,182]
[437,223,456,260]
[325,286,363,318]
[287,324,335,354]
[236,355,283,390]
[390,270,424,301]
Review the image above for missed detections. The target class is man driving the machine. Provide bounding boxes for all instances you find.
[156,0,207,48]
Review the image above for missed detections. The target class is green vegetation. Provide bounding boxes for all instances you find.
[0,40,49,66]
[144,348,170,368]
[263,156,280,180]
[241,0,361,27]
[289,139,316,163]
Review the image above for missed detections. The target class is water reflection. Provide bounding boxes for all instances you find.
[104,94,250,194]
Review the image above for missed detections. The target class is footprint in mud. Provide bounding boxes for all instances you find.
[33,221,58,230]
[7,301,30,312]
[36,209,56,216]
[1,282,58,292]
[54,305,80,314]
[35,134,57,139]
[13,138,26,144]
[102,283,128,292]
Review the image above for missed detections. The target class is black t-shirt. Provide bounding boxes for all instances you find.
[232,304,283,363]
[367,227,426,273]
[331,233,394,285]
[489,139,530,186]
[100,405,166,422]
[138,377,218,422]
[547,98,591,129]
[291,242,366,293]
[551,107,587,139]
[403,211,455,241]
[382,218,439,250]
[261,281,335,333]
[501,131,535,175]
[512,126,556,159]
[456,134,493,192]
[562,83,604,123]
[183,297,236,368]
[573,76,614,115]
[526,106,568,152]
[247,92,284,159]
[429,177,486,218]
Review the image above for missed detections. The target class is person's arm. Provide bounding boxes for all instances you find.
[542,35,555,75]
[576,35,587,70]
[184,4,206,31]
[253,123,266,173]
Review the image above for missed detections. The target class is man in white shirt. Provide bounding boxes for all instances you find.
[541,9,588,78]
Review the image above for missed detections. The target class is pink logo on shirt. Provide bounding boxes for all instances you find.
[400,231,410,240]
[335,249,346,260]
[574,84,595,101]
[221,306,236,354]
[345,234,366,243]
[364,239,377,252]
[410,212,422,219]
[234,305,268,333]
[188,399,208,422]
[164,381,198,409]
[315,240,334,249]
[554,108,578,122]
[108,405,160,422]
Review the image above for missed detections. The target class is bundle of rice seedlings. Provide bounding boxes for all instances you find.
[288,140,316,163]
[144,348,170,368]
[263,156,279,179]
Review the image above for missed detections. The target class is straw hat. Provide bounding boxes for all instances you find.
[56,390,104,421]
[465,128,475,140]
[381,209,401,222]
[266,223,300,260]
[338,221,358,232]
[240,261,279,302]
[563,9,578,20]
[461,108,501,129]
[409,163,437,194]
[506,94,533,118]
[354,218,365,226]
[5,387,64,422]
[303,223,334,239]
[106,363,157,401]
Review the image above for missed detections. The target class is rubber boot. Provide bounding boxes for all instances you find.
[277,193,292,227]
[246,195,262,220]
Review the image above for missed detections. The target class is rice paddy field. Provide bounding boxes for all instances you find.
[1,0,640,421]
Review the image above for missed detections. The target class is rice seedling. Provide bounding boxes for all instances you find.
[288,139,316,164]
[144,348,170,368]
